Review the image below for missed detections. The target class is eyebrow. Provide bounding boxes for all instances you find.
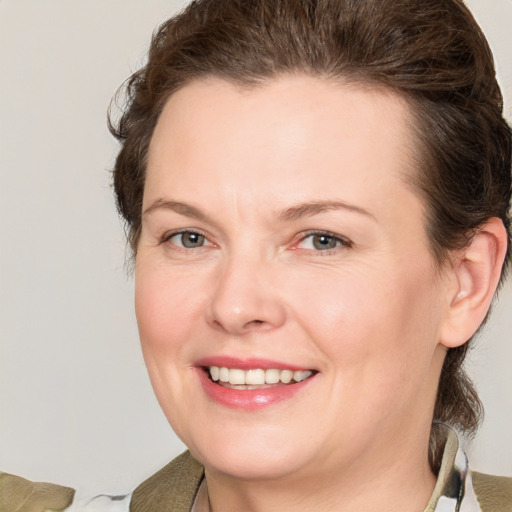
[143,199,208,222]
[277,200,376,222]
[143,198,376,223]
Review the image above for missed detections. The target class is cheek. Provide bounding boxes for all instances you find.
[290,260,442,383]
[134,261,209,434]
[133,260,213,422]
[135,261,206,351]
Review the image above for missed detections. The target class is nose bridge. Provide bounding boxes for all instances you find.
[206,243,286,334]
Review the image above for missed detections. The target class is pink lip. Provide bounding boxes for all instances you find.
[195,360,316,411]
[196,356,311,371]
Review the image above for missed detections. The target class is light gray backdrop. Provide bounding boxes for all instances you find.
[1,0,511,494]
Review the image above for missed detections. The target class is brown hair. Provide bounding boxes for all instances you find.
[109,0,512,470]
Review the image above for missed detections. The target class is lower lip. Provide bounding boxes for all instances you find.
[196,369,315,411]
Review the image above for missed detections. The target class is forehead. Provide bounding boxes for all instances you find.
[150,75,415,154]
[145,75,419,218]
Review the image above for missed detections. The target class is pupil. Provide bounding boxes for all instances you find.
[182,232,203,248]
[313,235,336,250]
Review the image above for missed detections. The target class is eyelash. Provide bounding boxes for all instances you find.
[294,230,353,253]
[159,229,211,249]
[159,229,352,253]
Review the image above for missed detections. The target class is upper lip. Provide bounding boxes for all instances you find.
[195,356,314,371]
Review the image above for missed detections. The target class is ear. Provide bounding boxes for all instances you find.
[440,217,508,349]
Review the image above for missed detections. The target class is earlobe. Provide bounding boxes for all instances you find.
[440,218,508,349]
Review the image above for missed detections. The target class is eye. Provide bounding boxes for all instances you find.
[163,230,211,249]
[296,231,351,252]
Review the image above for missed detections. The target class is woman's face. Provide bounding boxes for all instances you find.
[136,76,452,481]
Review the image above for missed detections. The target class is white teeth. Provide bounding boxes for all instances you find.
[229,369,246,385]
[219,367,230,382]
[265,369,280,384]
[280,370,293,384]
[208,366,313,386]
[246,369,266,385]
[293,370,311,382]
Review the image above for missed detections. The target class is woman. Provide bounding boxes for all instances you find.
[1,0,511,511]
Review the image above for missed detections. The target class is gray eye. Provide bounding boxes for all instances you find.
[312,234,339,250]
[180,232,206,248]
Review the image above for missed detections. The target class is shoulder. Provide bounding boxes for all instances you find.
[0,452,202,512]
[471,471,512,512]
[0,472,133,512]
[130,451,204,512]
[0,472,75,512]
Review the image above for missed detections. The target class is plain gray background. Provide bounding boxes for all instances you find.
[1,0,511,494]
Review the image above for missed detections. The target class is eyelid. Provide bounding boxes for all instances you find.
[158,228,351,252]
[160,228,213,247]
[293,230,353,251]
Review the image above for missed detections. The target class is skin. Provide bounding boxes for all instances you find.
[135,75,503,512]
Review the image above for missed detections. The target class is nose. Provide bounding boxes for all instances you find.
[205,253,287,335]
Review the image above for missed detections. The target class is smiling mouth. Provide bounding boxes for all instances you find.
[205,366,315,390]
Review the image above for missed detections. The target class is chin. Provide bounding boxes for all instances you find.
[200,447,308,481]
[183,424,317,481]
